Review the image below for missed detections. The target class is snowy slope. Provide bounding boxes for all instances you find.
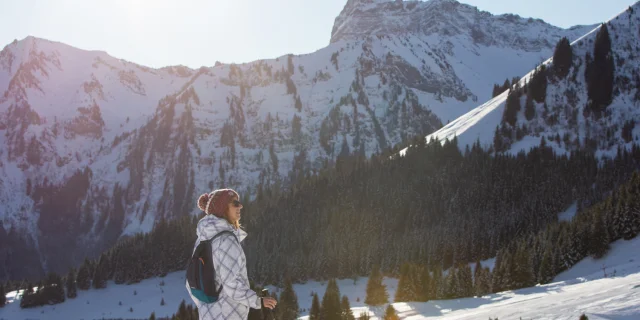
[412,2,640,157]
[0,0,603,279]
[2,236,638,320]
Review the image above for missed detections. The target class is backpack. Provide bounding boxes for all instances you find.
[186,230,238,303]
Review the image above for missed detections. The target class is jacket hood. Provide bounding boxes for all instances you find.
[196,214,248,242]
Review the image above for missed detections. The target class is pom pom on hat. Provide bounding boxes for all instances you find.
[197,189,239,217]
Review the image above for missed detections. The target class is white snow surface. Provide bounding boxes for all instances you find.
[2,237,639,320]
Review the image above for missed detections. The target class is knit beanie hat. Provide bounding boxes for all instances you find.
[197,188,240,218]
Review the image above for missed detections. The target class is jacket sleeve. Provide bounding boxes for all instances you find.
[212,235,262,309]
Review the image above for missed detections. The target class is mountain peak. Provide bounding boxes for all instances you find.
[330,0,592,48]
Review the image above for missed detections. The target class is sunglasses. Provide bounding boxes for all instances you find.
[231,200,242,207]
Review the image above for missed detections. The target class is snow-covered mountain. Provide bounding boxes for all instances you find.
[418,2,640,158]
[0,0,598,280]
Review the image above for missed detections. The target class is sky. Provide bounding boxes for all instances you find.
[0,0,637,69]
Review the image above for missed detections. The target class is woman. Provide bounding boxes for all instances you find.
[186,188,277,319]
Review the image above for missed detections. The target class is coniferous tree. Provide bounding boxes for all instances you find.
[590,208,610,258]
[442,266,455,299]
[92,253,109,289]
[309,293,321,320]
[340,295,355,320]
[553,37,573,79]
[514,243,536,289]
[538,246,555,284]
[475,267,492,297]
[431,265,443,300]
[502,90,521,127]
[419,266,432,301]
[585,23,615,114]
[357,311,371,320]
[0,283,5,307]
[149,312,156,320]
[42,272,65,305]
[320,279,342,320]
[177,299,189,320]
[278,277,299,320]
[492,84,501,97]
[66,268,77,299]
[473,261,482,290]
[394,263,412,302]
[502,79,511,92]
[491,251,505,293]
[457,264,474,298]
[383,304,399,320]
[19,282,35,308]
[76,259,91,290]
[525,93,536,121]
[528,65,548,103]
[365,265,388,306]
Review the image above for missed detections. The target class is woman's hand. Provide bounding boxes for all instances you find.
[261,297,277,309]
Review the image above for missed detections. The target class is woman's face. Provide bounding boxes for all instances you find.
[227,196,243,222]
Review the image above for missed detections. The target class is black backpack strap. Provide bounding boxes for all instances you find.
[190,231,238,259]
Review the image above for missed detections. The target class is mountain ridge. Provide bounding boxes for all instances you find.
[415,1,640,158]
[0,0,607,280]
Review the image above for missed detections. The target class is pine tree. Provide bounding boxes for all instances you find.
[43,272,65,305]
[394,263,411,302]
[502,90,521,127]
[20,282,35,308]
[475,267,492,297]
[365,265,388,306]
[320,279,342,320]
[491,251,505,293]
[585,23,615,114]
[383,304,399,320]
[76,259,91,290]
[0,283,6,307]
[514,243,536,289]
[553,37,573,79]
[473,261,482,291]
[590,208,610,258]
[92,253,109,289]
[149,312,156,320]
[340,295,355,320]
[457,264,473,297]
[419,266,432,301]
[525,94,536,121]
[177,300,189,320]
[66,268,77,299]
[443,267,457,298]
[431,265,443,299]
[538,246,555,284]
[278,277,299,320]
[528,65,548,103]
[310,293,321,320]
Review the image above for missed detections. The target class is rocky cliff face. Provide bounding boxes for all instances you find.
[331,0,593,48]
[0,0,595,280]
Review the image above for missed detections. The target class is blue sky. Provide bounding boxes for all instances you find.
[0,0,636,69]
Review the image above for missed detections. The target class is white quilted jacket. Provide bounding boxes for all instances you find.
[186,214,262,319]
